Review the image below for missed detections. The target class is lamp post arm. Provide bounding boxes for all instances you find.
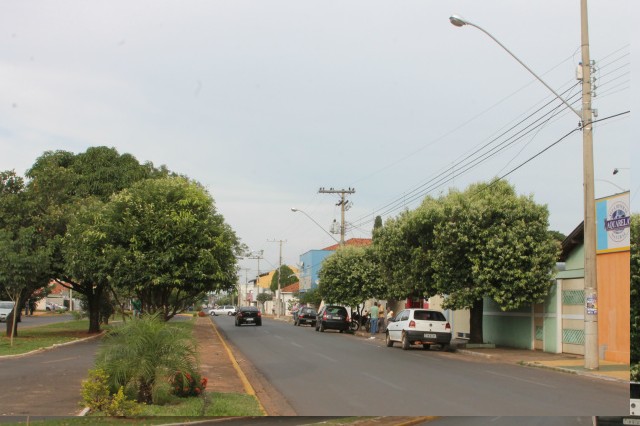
[465,21,582,120]
[292,208,340,244]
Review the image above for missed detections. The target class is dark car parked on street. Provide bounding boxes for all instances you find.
[315,305,350,333]
[294,307,317,326]
[235,306,262,326]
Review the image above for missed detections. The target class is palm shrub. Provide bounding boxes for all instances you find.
[96,313,199,404]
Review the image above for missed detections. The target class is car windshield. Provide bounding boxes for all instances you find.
[0,302,14,309]
[326,307,346,315]
[413,310,446,321]
[241,307,258,312]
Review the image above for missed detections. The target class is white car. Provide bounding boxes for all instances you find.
[386,308,452,350]
[209,305,237,316]
[0,301,15,322]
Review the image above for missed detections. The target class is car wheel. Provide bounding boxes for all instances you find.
[402,332,410,350]
[422,344,431,350]
[257,322,262,326]
[319,322,325,332]
[440,343,450,351]
[339,329,344,333]
[386,332,394,347]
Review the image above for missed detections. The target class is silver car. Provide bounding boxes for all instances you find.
[209,305,237,316]
[0,301,15,322]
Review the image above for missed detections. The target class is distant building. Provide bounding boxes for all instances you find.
[298,238,372,292]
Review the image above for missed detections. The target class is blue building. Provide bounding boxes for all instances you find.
[298,238,373,293]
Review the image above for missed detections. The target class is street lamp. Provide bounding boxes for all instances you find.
[291,208,340,244]
[451,3,599,370]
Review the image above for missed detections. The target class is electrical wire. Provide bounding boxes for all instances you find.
[349,47,629,229]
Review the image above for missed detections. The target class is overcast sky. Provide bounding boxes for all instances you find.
[1,1,634,279]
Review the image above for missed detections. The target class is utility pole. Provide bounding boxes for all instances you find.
[580,0,598,370]
[247,250,264,298]
[318,187,355,246]
[267,239,286,318]
[239,268,250,307]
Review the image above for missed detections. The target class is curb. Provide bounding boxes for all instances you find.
[522,361,630,384]
[0,331,105,359]
[206,319,268,416]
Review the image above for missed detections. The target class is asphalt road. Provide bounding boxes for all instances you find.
[0,337,100,416]
[212,315,629,417]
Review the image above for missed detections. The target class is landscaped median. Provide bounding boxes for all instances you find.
[0,319,102,357]
[0,315,264,418]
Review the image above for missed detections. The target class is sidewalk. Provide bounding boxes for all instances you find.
[353,326,629,383]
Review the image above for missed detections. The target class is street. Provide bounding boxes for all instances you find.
[0,337,100,416]
[213,315,629,417]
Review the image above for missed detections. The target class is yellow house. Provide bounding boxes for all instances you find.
[256,266,299,290]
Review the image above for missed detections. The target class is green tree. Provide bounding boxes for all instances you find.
[24,147,157,333]
[431,180,559,343]
[318,246,384,308]
[104,177,240,321]
[373,197,443,302]
[270,265,297,292]
[96,314,198,404]
[296,287,322,308]
[256,292,273,313]
[0,170,51,338]
[630,213,639,378]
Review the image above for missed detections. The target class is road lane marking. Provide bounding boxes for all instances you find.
[361,372,405,391]
[484,370,556,388]
[316,353,338,363]
[290,342,303,348]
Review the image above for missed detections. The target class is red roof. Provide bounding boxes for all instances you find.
[322,238,372,251]
[280,282,300,293]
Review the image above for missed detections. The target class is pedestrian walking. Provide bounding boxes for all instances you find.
[368,302,379,339]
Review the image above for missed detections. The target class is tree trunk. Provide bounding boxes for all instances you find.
[87,289,102,334]
[469,298,484,344]
[5,310,18,338]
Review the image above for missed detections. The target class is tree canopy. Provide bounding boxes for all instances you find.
[1,147,240,333]
[102,177,240,320]
[270,265,298,292]
[317,245,384,308]
[370,179,559,343]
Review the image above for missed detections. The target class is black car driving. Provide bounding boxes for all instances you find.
[235,306,262,326]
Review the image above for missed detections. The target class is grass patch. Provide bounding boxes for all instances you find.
[0,320,105,356]
[137,392,263,416]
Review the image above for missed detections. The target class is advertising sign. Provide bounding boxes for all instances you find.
[596,191,631,254]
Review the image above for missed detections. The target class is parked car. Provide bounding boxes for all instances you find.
[46,302,68,312]
[235,306,262,326]
[385,308,451,350]
[294,307,317,327]
[0,301,15,322]
[315,305,350,333]
[209,305,237,316]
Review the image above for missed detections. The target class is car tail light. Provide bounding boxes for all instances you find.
[323,312,328,320]
[257,311,261,317]
[237,312,242,318]
[409,320,416,328]
[347,315,350,323]
[446,322,451,331]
